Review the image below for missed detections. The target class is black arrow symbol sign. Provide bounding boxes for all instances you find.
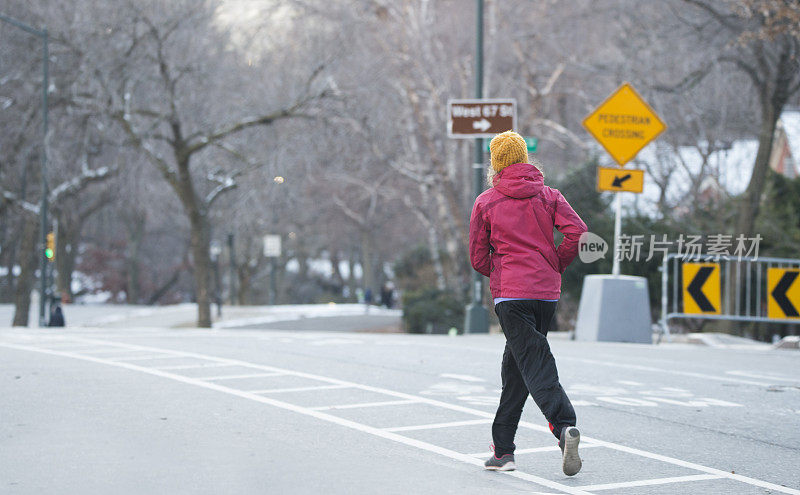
[771,271,799,317]
[687,266,716,312]
[612,174,632,188]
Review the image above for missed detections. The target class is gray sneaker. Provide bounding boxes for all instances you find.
[558,426,582,476]
[484,450,516,471]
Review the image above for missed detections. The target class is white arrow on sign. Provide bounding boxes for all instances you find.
[472,118,491,132]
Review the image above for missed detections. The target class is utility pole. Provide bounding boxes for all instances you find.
[0,14,49,326]
[463,0,490,334]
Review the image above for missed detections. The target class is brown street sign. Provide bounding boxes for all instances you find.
[447,99,517,138]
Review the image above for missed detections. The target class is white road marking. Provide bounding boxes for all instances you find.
[596,396,658,407]
[153,362,236,371]
[562,357,773,387]
[469,443,604,458]
[4,337,798,495]
[456,395,501,406]
[111,354,184,362]
[368,339,778,387]
[726,370,799,383]
[74,348,144,355]
[35,342,108,350]
[439,373,486,382]
[648,397,742,407]
[310,338,364,346]
[197,372,285,381]
[310,399,418,411]
[249,384,352,394]
[0,341,593,495]
[584,437,800,495]
[577,473,725,491]
[383,419,493,432]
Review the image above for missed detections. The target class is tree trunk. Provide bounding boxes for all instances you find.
[12,218,38,326]
[426,222,447,290]
[189,214,212,327]
[736,101,779,237]
[347,253,357,301]
[124,214,145,304]
[360,230,374,292]
[172,151,212,327]
[236,266,250,305]
[330,248,344,288]
[0,220,18,303]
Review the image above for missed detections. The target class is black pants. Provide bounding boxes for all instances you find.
[492,300,576,456]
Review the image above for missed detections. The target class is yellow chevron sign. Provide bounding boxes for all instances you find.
[682,263,721,315]
[767,268,800,320]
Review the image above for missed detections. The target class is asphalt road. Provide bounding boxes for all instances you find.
[1,317,799,494]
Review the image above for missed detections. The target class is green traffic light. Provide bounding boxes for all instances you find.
[45,248,54,260]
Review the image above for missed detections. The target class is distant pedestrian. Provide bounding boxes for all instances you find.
[364,287,373,314]
[469,131,587,476]
[48,305,65,327]
[380,283,394,309]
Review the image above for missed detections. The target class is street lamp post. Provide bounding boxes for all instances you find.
[0,13,49,327]
[463,0,490,334]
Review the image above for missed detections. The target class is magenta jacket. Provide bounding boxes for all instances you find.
[469,163,587,300]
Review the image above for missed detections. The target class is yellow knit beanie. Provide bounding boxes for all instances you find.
[489,131,528,172]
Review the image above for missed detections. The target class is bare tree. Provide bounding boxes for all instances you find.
[89,1,332,326]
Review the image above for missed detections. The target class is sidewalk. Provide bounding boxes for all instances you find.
[0,302,401,329]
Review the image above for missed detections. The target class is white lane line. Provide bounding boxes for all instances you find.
[560,357,772,387]
[35,342,106,350]
[384,419,492,432]
[468,443,604,458]
[27,337,800,495]
[583,438,800,494]
[616,380,644,386]
[309,399,418,411]
[249,384,352,394]
[407,341,777,387]
[73,348,144,355]
[111,354,184,362]
[153,363,236,371]
[577,474,725,491]
[0,342,593,495]
[439,373,486,382]
[197,372,285,381]
[726,370,799,383]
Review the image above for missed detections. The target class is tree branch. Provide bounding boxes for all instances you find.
[205,172,238,208]
[49,164,117,205]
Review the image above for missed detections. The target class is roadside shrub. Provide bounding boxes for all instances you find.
[402,287,464,334]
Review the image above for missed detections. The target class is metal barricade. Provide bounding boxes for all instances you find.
[660,254,800,339]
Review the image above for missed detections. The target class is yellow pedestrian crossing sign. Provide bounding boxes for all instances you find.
[767,268,800,320]
[583,83,667,166]
[682,263,721,315]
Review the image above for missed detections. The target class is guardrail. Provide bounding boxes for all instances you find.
[660,254,800,339]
